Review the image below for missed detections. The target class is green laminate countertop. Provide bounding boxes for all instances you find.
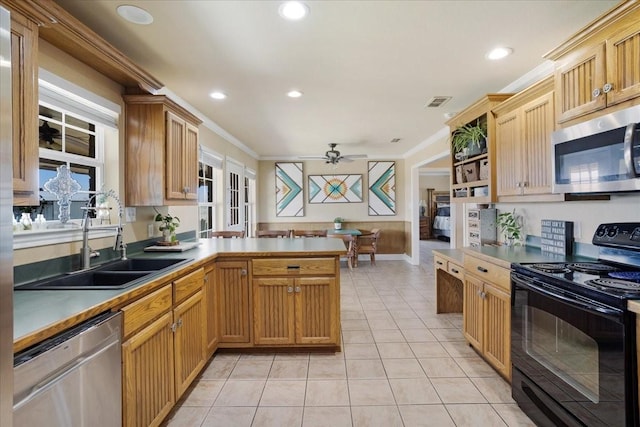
[14,237,346,352]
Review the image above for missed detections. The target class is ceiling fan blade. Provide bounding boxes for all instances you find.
[298,155,329,160]
[342,154,368,159]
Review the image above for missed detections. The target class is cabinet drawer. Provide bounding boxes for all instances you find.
[464,255,511,292]
[468,210,479,220]
[468,220,480,230]
[434,255,447,271]
[121,284,172,338]
[447,262,464,280]
[174,268,205,305]
[252,258,335,276]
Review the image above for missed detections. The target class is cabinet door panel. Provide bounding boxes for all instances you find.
[218,261,251,343]
[253,277,295,345]
[522,92,554,195]
[463,276,483,351]
[174,291,206,397]
[165,111,186,199]
[295,277,336,345]
[495,112,520,196]
[482,284,511,381]
[122,312,175,427]
[606,26,640,106]
[204,266,219,358]
[183,123,199,200]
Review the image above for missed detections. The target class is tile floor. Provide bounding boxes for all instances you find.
[162,240,535,426]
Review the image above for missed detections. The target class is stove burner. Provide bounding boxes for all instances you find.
[529,263,570,273]
[566,263,619,274]
[587,278,640,291]
[609,271,640,281]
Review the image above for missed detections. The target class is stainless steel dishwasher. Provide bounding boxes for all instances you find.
[13,311,122,427]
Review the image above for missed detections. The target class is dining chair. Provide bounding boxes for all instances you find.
[357,228,380,266]
[256,230,290,238]
[329,234,355,270]
[292,229,328,238]
[209,230,245,238]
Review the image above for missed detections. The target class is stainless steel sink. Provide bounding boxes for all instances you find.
[16,258,192,290]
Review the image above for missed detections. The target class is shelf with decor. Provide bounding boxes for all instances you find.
[447,94,513,203]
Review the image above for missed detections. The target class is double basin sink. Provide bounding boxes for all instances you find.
[17,258,193,290]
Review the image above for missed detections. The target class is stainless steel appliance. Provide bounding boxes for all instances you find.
[511,222,640,426]
[13,312,122,427]
[552,105,640,194]
[0,6,14,426]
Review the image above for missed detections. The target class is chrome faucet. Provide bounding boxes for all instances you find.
[81,189,127,270]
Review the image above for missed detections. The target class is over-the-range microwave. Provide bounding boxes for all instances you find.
[552,104,640,194]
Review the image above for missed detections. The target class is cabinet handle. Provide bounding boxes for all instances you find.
[592,87,602,98]
[436,261,444,266]
[481,291,487,299]
[603,83,613,93]
[177,318,183,328]
[171,322,177,333]
[240,269,247,276]
[451,268,459,274]
[477,266,488,273]
[287,286,294,293]
[295,286,301,293]
[287,265,301,270]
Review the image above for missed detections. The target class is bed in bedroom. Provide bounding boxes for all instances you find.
[431,192,450,241]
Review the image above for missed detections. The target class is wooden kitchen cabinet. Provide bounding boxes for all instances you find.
[204,264,219,358]
[434,253,464,314]
[545,2,640,124]
[217,260,251,344]
[10,11,39,206]
[447,94,513,203]
[252,258,340,348]
[495,78,558,201]
[123,95,202,206]
[463,254,512,381]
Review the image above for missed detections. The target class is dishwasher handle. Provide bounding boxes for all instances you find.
[13,336,120,411]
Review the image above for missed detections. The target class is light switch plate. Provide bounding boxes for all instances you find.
[125,207,136,223]
[147,223,155,238]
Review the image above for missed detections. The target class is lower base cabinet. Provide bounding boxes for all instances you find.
[217,261,251,344]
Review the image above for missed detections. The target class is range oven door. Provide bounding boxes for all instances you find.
[511,272,634,427]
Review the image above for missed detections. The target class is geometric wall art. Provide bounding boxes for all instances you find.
[368,161,396,215]
[308,174,363,204]
[275,162,304,216]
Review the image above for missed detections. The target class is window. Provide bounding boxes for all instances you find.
[198,148,222,238]
[244,168,256,237]
[226,158,244,232]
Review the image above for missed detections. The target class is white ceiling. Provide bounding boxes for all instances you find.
[54,0,618,161]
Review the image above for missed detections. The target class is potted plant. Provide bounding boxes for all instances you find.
[333,217,344,230]
[154,209,180,243]
[451,123,487,159]
[497,209,522,246]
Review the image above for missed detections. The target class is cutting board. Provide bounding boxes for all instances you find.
[144,241,201,252]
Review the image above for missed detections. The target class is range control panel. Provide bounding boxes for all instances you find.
[593,223,640,249]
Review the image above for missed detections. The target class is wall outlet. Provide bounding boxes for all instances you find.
[125,207,136,222]
[147,223,155,238]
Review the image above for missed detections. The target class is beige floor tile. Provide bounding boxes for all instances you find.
[367,318,398,330]
[307,359,347,379]
[341,319,370,330]
[395,318,426,329]
[441,341,479,358]
[259,380,306,406]
[421,318,457,329]
[214,380,266,406]
[346,359,386,379]
[431,378,487,404]
[342,329,375,344]
[389,310,420,320]
[351,405,403,427]
[455,357,500,378]
[398,404,456,427]
[305,380,350,406]
[348,379,396,405]
[341,310,367,320]
[162,406,209,427]
[471,377,515,403]
[252,406,304,427]
[492,403,537,426]
[382,358,426,378]
[431,328,466,341]
[239,353,275,361]
[418,357,466,378]
[445,403,508,426]
[344,343,380,359]
[268,360,309,380]
[364,310,394,320]
[309,350,345,360]
[409,342,450,358]
[401,328,438,342]
[389,378,441,404]
[200,357,237,380]
[371,329,406,343]
[274,352,310,360]
[229,360,273,380]
[302,406,352,427]
[376,342,415,359]
[201,406,256,427]
[180,379,225,406]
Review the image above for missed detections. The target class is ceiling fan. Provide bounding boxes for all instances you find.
[39,120,62,149]
[299,143,367,165]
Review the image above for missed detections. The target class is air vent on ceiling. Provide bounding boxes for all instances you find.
[390,138,401,143]
[425,96,452,108]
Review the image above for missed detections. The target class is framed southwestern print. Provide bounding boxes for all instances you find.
[275,162,304,216]
[368,161,395,215]
[308,174,363,203]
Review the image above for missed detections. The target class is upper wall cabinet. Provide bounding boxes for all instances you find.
[124,95,202,206]
[545,1,640,125]
[10,11,39,206]
[447,94,513,203]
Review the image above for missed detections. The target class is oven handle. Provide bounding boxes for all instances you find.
[623,122,639,177]
[512,273,623,319]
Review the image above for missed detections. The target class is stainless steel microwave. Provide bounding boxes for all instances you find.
[552,105,640,194]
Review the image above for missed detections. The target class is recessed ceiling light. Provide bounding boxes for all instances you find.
[279,1,309,20]
[486,47,513,60]
[287,90,303,98]
[116,5,154,25]
[210,91,227,100]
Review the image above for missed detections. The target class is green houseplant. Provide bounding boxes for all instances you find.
[497,209,522,246]
[154,209,180,243]
[333,216,344,230]
[451,123,487,158]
